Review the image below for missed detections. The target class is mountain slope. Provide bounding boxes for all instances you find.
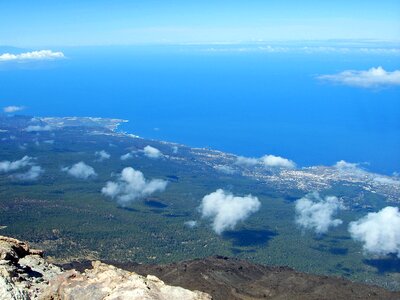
[63,256,400,300]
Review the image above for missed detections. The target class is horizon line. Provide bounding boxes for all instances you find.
[2,38,400,50]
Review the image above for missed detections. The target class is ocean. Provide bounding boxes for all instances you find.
[1,45,399,174]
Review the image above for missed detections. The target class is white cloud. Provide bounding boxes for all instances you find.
[215,165,237,175]
[295,192,344,234]
[0,50,65,62]
[0,156,33,172]
[62,162,97,179]
[235,156,259,167]
[3,106,25,113]
[235,154,295,169]
[184,220,198,228]
[120,152,134,161]
[373,176,400,186]
[172,146,179,154]
[102,167,168,205]
[143,145,162,159]
[95,150,110,161]
[199,189,261,234]
[349,206,400,258]
[318,67,400,88]
[333,160,400,187]
[14,166,43,181]
[0,156,43,180]
[24,125,52,132]
[261,155,296,169]
[334,160,359,170]
[334,160,367,177]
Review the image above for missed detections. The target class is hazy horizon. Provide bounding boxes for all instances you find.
[1,1,400,47]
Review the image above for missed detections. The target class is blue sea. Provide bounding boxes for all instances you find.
[1,45,399,174]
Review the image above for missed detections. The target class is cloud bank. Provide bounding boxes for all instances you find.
[295,192,344,234]
[199,189,261,234]
[318,67,400,88]
[143,145,162,159]
[95,150,110,161]
[3,106,25,113]
[349,206,400,257]
[0,156,33,172]
[62,162,97,179]
[0,50,65,62]
[102,167,168,205]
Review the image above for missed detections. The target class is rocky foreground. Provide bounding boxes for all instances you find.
[1,235,400,300]
[65,258,400,300]
[0,236,211,300]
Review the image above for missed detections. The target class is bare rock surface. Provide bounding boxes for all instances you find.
[42,261,211,300]
[125,256,400,300]
[0,236,62,300]
[0,236,211,300]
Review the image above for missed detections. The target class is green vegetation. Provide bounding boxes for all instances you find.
[0,124,399,290]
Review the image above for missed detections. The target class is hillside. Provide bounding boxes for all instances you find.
[1,115,400,291]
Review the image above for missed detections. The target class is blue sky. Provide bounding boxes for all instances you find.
[1,0,399,47]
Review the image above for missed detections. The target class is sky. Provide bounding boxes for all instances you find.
[1,0,400,47]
